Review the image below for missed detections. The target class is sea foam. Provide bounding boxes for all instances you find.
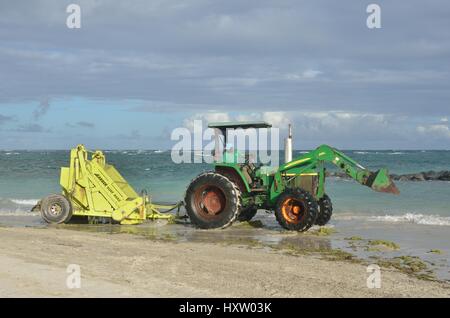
[369,213,450,226]
[10,199,39,206]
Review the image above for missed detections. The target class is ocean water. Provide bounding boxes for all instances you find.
[0,149,449,227]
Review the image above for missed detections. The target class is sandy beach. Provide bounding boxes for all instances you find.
[0,226,448,298]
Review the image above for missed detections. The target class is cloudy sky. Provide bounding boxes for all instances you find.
[0,0,449,149]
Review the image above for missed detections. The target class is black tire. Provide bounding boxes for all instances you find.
[40,194,72,224]
[315,194,333,226]
[185,172,241,229]
[274,188,318,231]
[237,207,258,222]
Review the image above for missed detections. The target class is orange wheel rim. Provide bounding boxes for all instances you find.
[281,198,305,224]
[193,185,226,218]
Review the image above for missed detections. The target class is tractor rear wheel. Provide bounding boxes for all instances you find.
[237,207,258,222]
[275,188,318,231]
[185,172,241,229]
[315,194,333,226]
[40,194,73,224]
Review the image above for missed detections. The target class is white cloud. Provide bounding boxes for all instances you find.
[207,77,261,87]
[417,124,450,139]
[183,112,231,130]
[339,69,446,84]
[262,112,290,128]
[228,111,290,128]
[177,111,450,149]
[285,69,323,81]
[235,113,261,122]
[302,69,323,79]
[183,110,394,139]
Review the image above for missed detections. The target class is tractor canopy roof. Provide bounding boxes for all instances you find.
[208,121,272,130]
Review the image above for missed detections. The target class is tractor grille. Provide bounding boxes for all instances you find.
[285,174,318,198]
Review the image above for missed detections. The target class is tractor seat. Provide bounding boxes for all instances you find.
[241,164,254,185]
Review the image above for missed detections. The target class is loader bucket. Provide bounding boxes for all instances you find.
[367,168,400,195]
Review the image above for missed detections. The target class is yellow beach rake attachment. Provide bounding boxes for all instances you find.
[36,144,183,225]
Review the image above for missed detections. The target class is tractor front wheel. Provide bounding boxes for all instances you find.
[40,194,73,224]
[185,172,241,229]
[315,194,333,226]
[275,188,318,231]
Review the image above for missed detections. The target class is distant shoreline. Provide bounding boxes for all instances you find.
[1,149,450,152]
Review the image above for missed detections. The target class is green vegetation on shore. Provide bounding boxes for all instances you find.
[374,255,435,281]
[428,249,443,254]
[309,227,337,236]
[235,220,265,228]
[345,236,363,241]
[367,239,400,250]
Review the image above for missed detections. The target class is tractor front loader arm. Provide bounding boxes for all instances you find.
[279,145,399,195]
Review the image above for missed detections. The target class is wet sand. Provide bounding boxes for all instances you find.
[0,224,449,297]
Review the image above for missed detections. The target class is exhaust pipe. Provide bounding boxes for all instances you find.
[284,124,293,163]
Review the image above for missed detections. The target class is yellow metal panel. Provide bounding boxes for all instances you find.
[60,167,70,190]
[104,164,139,198]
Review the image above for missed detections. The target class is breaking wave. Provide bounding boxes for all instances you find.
[0,198,39,213]
[333,212,450,226]
[10,199,39,205]
[369,213,450,226]
[388,152,405,155]
[353,151,369,154]
[2,152,21,156]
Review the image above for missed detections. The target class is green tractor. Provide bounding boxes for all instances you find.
[184,121,399,231]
